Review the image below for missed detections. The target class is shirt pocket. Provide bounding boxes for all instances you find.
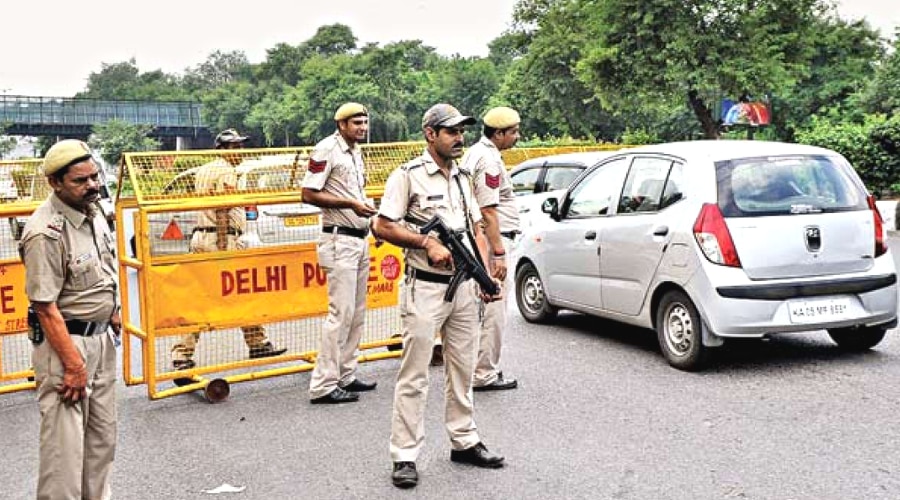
[67,255,103,290]
[417,195,451,221]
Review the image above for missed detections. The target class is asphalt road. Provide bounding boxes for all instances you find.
[2,238,900,500]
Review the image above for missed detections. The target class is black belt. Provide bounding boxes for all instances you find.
[501,231,521,239]
[406,268,468,285]
[65,319,108,337]
[322,226,369,239]
[193,226,242,236]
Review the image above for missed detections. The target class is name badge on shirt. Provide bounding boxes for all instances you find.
[74,252,93,265]
[427,195,444,201]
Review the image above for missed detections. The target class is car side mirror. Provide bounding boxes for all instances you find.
[542,197,560,221]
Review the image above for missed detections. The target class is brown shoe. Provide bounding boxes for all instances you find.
[430,344,444,366]
[249,342,288,359]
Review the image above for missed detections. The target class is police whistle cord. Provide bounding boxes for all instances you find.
[406,214,500,301]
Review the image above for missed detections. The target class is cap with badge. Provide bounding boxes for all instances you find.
[482,106,521,129]
[422,103,477,129]
[215,128,249,147]
[43,139,94,176]
[334,102,369,121]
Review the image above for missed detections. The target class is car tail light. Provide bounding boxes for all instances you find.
[867,195,887,257]
[244,205,259,221]
[693,203,742,267]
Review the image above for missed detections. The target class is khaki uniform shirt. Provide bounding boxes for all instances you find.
[378,149,482,275]
[462,136,520,232]
[302,131,368,230]
[20,195,118,321]
[194,158,246,234]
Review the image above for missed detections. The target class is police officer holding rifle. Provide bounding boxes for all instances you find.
[372,103,505,489]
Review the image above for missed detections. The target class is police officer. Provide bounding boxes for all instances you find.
[462,106,522,391]
[302,103,378,404]
[171,129,286,373]
[20,139,121,500]
[373,103,506,489]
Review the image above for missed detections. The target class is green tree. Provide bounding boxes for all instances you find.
[300,23,358,56]
[498,0,623,141]
[574,0,828,138]
[183,50,252,93]
[860,32,900,116]
[88,120,160,167]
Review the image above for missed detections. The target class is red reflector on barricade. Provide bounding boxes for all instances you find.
[161,219,184,240]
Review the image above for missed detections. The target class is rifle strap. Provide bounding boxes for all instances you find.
[454,174,488,271]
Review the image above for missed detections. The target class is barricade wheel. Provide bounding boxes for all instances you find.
[205,378,230,403]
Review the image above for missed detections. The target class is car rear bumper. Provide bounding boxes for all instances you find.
[688,261,899,338]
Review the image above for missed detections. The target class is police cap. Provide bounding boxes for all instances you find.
[483,106,521,129]
[43,140,93,176]
[334,102,369,121]
[422,103,476,130]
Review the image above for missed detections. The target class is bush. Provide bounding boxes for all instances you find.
[795,114,900,197]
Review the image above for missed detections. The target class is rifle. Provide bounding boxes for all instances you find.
[408,215,500,302]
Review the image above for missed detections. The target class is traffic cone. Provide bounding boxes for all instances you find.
[161,218,184,240]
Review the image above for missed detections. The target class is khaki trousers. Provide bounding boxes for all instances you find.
[172,232,268,362]
[34,331,117,500]
[390,277,481,462]
[474,236,513,386]
[309,233,370,398]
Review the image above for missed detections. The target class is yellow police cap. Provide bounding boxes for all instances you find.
[43,139,93,175]
[482,106,521,129]
[334,102,368,121]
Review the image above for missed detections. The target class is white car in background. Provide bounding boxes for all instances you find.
[509,151,615,230]
[144,154,320,256]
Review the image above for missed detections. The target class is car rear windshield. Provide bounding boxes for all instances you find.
[716,154,867,217]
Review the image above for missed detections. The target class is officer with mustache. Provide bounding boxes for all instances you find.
[19,139,121,500]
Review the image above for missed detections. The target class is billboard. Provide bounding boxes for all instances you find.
[721,97,771,127]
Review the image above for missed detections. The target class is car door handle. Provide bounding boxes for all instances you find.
[652,225,669,236]
[584,230,597,240]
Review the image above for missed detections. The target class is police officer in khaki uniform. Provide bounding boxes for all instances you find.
[373,103,506,489]
[171,129,286,372]
[20,139,121,500]
[302,103,378,404]
[462,106,522,391]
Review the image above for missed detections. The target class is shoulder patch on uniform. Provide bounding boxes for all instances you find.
[39,214,65,239]
[485,172,501,189]
[308,158,327,174]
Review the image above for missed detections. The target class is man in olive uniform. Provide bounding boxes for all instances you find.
[20,139,122,500]
[171,129,286,372]
[373,103,506,489]
[462,106,522,391]
[302,103,378,404]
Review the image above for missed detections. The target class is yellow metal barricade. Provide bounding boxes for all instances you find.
[118,147,409,400]
[0,158,44,394]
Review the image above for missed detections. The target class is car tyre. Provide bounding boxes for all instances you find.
[827,326,886,352]
[656,290,707,371]
[515,263,557,323]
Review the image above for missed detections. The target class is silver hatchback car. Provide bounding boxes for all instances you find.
[515,140,898,370]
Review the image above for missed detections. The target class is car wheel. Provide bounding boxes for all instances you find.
[515,263,557,323]
[827,326,886,352]
[656,290,708,371]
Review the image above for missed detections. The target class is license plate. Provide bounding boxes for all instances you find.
[788,297,851,324]
[284,215,319,227]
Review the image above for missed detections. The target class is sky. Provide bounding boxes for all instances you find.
[0,0,897,98]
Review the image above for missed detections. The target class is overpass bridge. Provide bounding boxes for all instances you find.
[0,95,211,146]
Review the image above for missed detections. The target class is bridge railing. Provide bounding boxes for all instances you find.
[0,95,203,128]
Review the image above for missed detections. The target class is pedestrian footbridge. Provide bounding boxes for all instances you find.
[0,94,207,139]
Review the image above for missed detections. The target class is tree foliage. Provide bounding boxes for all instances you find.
[13,2,899,185]
[88,120,160,168]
